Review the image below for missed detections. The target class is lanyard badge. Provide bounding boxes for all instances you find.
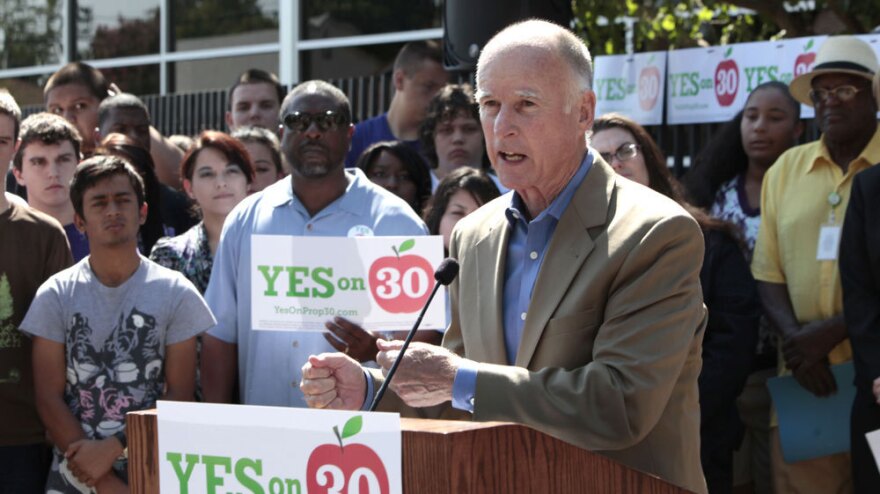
[816,191,842,261]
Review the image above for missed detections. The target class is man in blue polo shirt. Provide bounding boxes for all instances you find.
[201,80,428,407]
[344,41,448,167]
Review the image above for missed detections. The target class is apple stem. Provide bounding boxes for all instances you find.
[333,425,344,451]
[392,246,400,260]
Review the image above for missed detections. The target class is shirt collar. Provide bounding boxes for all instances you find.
[505,150,594,227]
[809,126,880,174]
[265,168,370,217]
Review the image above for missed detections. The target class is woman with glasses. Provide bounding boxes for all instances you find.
[356,140,433,215]
[592,112,761,494]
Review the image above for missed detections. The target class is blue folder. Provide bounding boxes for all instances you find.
[766,362,856,463]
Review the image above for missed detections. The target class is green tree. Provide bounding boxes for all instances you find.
[572,0,880,55]
[172,0,277,40]
[0,0,63,69]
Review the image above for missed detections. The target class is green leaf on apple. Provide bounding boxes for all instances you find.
[342,415,363,440]
[398,239,415,254]
[647,54,655,65]
[806,39,814,51]
[724,46,733,58]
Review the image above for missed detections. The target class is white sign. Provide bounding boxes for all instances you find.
[157,401,402,494]
[594,51,667,125]
[250,235,446,331]
[666,34,880,124]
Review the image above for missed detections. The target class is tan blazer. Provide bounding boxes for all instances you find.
[444,158,708,493]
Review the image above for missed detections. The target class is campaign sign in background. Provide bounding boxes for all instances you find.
[251,235,445,331]
[666,34,880,124]
[594,51,667,125]
[158,401,402,494]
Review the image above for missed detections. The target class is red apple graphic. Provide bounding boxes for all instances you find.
[638,57,661,111]
[794,39,816,77]
[714,46,739,107]
[369,239,435,313]
[307,416,390,494]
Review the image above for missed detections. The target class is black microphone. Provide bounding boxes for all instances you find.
[369,258,459,412]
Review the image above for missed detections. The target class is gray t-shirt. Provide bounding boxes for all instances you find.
[19,255,215,492]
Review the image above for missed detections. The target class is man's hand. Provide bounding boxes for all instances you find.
[300,353,366,410]
[376,340,461,408]
[792,359,837,397]
[323,317,379,363]
[781,320,841,371]
[65,437,123,486]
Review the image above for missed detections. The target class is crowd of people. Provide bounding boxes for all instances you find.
[1,19,879,494]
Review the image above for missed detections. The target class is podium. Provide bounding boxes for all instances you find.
[127,409,691,493]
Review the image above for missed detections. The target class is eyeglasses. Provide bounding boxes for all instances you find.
[808,85,864,105]
[599,143,640,164]
[282,111,348,133]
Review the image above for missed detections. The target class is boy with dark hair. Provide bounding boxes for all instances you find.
[344,40,449,166]
[44,61,186,190]
[0,89,27,206]
[226,68,285,131]
[44,62,111,158]
[96,93,196,237]
[21,155,215,492]
[96,93,151,151]
[0,90,73,494]
[13,112,89,261]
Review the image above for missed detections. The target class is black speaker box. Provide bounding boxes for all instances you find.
[443,0,574,71]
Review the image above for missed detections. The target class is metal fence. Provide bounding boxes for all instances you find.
[21,73,821,177]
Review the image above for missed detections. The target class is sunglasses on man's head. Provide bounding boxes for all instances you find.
[282,111,348,133]
[599,142,640,164]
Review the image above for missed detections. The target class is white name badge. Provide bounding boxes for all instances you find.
[251,235,446,331]
[158,401,402,494]
[816,225,842,261]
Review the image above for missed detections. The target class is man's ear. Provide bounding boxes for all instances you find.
[138,201,148,226]
[579,90,596,130]
[73,212,87,234]
[225,111,234,130]
[11,162,24,186]
[393,69,407,92]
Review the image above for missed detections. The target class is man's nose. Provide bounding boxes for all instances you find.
[493,106,517,136]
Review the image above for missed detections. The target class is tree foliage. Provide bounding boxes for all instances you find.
[172,0,277,40]
[572,0,880,55]
[0,0,63,69]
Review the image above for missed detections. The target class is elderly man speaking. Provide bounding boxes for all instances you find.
[300,20,707,493]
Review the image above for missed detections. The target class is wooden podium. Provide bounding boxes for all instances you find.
[128,409,691,493]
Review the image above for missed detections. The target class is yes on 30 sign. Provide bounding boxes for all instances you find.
[250,235,446,331]
[158,401,402,494]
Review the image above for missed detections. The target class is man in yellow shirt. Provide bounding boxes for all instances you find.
[752,36,880,493]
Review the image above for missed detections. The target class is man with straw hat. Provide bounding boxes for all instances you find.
[752,35,880,493]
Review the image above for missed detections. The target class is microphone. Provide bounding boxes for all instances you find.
[369,258,459,411]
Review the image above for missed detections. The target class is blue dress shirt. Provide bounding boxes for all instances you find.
[451,151,594,412]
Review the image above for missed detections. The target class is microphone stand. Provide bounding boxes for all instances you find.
[369,281,444,412]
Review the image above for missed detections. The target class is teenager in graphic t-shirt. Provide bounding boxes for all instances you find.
[20,156,215,493]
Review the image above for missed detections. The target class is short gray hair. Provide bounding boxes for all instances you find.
[476,20,593,98]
